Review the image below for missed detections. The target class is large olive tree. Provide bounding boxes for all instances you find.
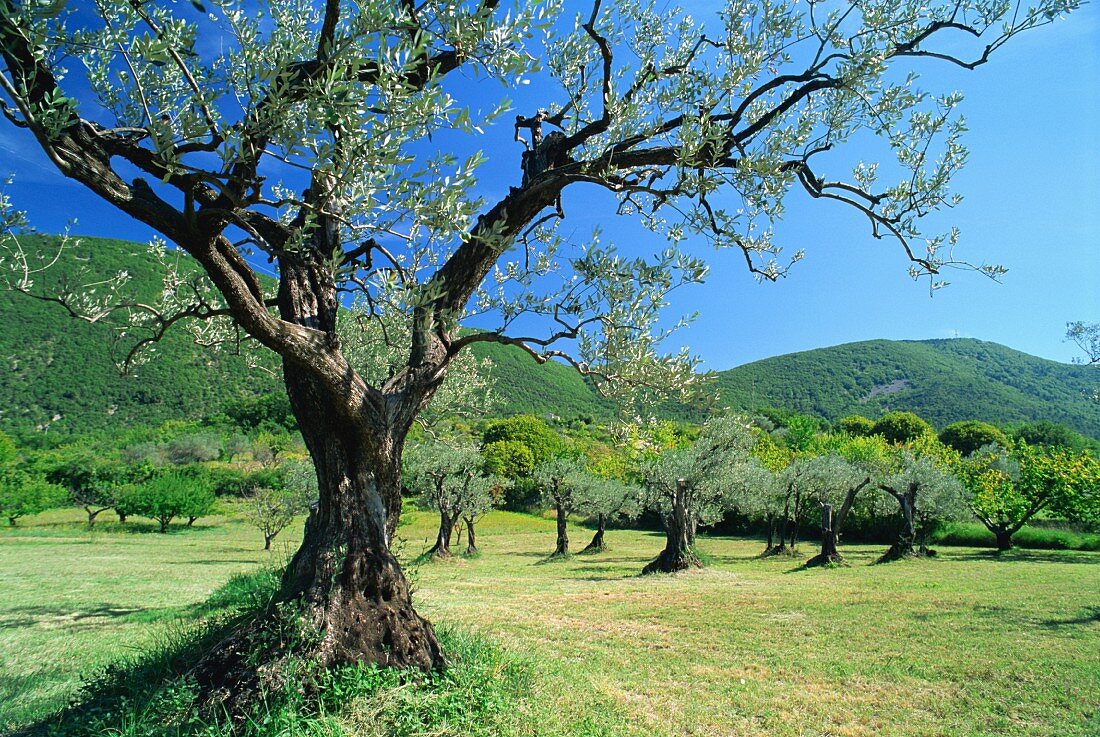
[0,0,1072,688]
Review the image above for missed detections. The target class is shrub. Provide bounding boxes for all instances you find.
[872,411,935,444]
[838,415,876,437]
[939,421,1009,456]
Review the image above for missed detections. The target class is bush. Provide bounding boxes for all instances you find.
[939,421,1009,456]
[165,432,224,464]
[838,415,876,437]
[872,411,934,444]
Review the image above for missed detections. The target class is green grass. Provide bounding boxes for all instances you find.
[933,521,1100,551]
[2,507,1099,736]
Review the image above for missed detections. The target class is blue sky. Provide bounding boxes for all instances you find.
[2,1,1096,371]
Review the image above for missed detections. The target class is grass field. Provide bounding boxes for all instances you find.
[1,507,1098,736]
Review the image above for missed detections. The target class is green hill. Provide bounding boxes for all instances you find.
[1,235,1096,439]
[0,234,612,437]
[0,235,280,438]
[712,339,1100,435]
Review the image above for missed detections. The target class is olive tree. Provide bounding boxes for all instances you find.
[533,455,589,557]
[641,417,758,573]
[875,444,966,560]
[249,459,318,550]
[574,476,640,553]
[406,442,495,558]
[796,453,873,566]
[0,0,1073,686]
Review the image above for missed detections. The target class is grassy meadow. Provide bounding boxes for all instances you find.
[1,506,1098,737]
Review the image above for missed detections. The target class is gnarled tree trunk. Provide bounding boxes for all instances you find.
[552,501,569,556]
[463,516,478,555]
[427,508,457,558]
[879,483,922,562]
[643,480,700,574]
[805,478,870,568]
[582,513,607,553]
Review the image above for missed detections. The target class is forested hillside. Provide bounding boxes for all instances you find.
[0,235,279,437]
[1,235,1096,438]
[713,339,1100,435]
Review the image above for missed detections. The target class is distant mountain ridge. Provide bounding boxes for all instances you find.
[0,235,1096,439]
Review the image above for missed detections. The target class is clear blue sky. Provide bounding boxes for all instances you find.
[2,2,1096,370]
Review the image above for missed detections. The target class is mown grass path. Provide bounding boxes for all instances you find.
[2,508,1098,736]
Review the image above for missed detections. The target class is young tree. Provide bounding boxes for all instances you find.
[249,460,317,550]
[457,475,501,556]
[533,456,588,557]
[742,432,792,555]
[0,0,1073,684]
[38,450,128,528]
[0,473,66,526]
[574,476,640,553]
[641,417,757,573]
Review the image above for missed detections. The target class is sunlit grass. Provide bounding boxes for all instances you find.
[2,506,1098,736]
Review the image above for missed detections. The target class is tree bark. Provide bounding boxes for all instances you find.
[995,528,1013,551]
[264,533,274,551]
[191,365,442,707]
[552,501,569,556]
[463,516,477,555]
[582,513,607,553]
[117,510,127,523]
[643,480,701,574]
[427,508,455,558]
[85,507,101,529]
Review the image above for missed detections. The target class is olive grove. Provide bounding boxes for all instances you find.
[0,0,1075,695]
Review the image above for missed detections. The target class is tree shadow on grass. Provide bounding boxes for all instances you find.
[566,563,640,581]
[940,549,1100,565]
[171,559,265,566]
[0,603,187,630]
[1040,606,1100,629]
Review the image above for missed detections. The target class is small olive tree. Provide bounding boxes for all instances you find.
[533,456,589,558]
[875,443,966,561]
[406,443,496,559]
[249,460,318,550]
[574,476,640,553]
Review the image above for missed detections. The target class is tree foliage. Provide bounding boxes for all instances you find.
[873,411,935,445]
[938,420,1008,457]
